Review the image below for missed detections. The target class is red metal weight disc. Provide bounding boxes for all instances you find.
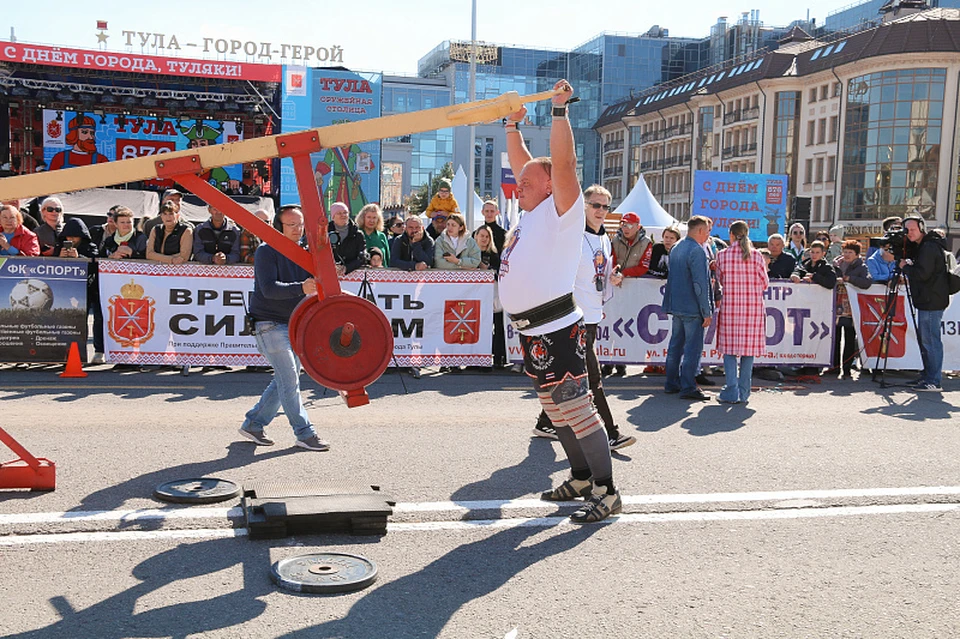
[292,294,393,392]
[288,294,317,347]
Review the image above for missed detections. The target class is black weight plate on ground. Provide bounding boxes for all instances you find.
[270,552,378,594]
[153,477,240,504]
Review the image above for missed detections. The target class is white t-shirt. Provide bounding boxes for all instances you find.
[576,228,613,324]
[498,192,585,335]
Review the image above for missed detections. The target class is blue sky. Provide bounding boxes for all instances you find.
[5,0,851,75]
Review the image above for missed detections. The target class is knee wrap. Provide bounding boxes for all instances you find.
[552,378,602,439]
[537,391,565,423]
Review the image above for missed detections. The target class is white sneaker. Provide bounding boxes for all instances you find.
[91,352,105,364]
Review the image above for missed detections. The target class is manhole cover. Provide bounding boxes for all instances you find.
[153,478,240,504]
[270,552,378,594]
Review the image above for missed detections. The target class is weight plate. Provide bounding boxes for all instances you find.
[270,552,378,594]
[153,477,240,504]
[292,294,393,392]
[288,294,317,346]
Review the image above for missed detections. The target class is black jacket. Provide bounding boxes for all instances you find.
[102,230,148,260]
[647,242,669,278]
[484,221,507,253]
[903,231,949,311]
[768,252,796,279]
[390,233,434,270]
[793,257,837,290]
[327,220,367,274]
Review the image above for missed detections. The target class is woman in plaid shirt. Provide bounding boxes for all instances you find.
[715,220,769,404]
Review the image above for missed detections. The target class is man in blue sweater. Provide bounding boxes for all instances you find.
[238,205,329,451]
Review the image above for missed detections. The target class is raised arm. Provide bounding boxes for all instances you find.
[548,80,579,216]
[504,107,533,179]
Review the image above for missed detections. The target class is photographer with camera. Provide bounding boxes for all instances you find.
[899,216,950,392]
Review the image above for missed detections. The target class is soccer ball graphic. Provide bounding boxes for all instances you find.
[9,278,54,311]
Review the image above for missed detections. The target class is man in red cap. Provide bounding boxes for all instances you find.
[49,114,110,170]
[604,211,652,376]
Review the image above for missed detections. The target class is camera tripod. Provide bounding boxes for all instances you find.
[869,265,922,388]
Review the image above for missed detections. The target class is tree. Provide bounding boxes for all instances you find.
[406,163,455,216]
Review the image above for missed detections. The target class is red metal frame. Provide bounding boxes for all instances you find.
[0,427,55,491]
[153,136,384,409]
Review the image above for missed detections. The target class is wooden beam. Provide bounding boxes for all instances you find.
[0,89,559,201]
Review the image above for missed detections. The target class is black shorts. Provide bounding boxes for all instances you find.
[520,320,588,388]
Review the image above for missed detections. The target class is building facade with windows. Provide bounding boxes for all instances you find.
[595,8,960,240]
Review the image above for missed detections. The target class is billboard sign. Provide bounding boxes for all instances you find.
[693,171,788,242]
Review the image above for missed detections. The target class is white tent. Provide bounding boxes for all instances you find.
[451,165,486,229]
[613,174,685,239]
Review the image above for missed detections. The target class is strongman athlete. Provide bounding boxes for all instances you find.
[498,79,620,523]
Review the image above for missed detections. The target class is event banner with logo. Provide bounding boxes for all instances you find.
[692,170,788,243]
[0,257,89,363]
[0,41,281,82]
[98,261,493,366]
[280,67,382,212]
[847,284,960,370]
[507,278,836,366]
[43,110,244,189]
[339,270,493,367]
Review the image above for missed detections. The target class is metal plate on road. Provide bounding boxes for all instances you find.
[270,552,378,594]
[153,478,240,504]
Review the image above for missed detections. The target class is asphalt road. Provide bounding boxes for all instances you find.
[2,365,959,638]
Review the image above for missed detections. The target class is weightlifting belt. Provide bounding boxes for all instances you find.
[508,293,576,332]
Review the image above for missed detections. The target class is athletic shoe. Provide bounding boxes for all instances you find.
[295,435,330,451]
[238,428,274,446]
[91,352,105,364]
[609,433,637,450]
[914,383,943,392]
[532,421,559,440]
[540,476,594,501]
[570,491,622,523]
[601,364,613,377]
[613,365,626,377]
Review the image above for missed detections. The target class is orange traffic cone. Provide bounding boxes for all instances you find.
[59,342,88,379]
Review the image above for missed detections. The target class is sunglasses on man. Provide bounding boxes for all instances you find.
[45,207,62,213]
[587,202,611,211]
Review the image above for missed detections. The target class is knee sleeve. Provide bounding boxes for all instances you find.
[537,391,565,423]
[551,377,603,439]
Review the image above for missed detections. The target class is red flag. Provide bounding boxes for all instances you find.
[97,20,108,30]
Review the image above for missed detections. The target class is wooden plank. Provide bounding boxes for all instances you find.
[0,89,558,201]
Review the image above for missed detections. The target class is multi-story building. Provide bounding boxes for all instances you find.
[415,31,707,197]
[824,0,960,33]
[595,7,960,240]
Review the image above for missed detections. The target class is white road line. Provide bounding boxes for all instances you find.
[0,506,241,526]
[0,527,246,546]
[1,503,957,546]
[395,485,960,512]
[389,503,960,531]
[3,485,960,527]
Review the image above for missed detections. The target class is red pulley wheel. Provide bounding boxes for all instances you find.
[290,294,393,393]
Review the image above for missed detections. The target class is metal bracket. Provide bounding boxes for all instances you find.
[155,154,204,179]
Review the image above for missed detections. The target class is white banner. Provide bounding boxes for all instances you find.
[507,278,836,366]
[98,261,494,366]
[847,283,960,370]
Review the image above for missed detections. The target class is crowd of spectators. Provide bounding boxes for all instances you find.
[4,182,954,381]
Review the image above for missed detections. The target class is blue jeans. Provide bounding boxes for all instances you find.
[242,321,316,441]
[915,309,944,387]
[665,314,705,395]
[719,355,754,403]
